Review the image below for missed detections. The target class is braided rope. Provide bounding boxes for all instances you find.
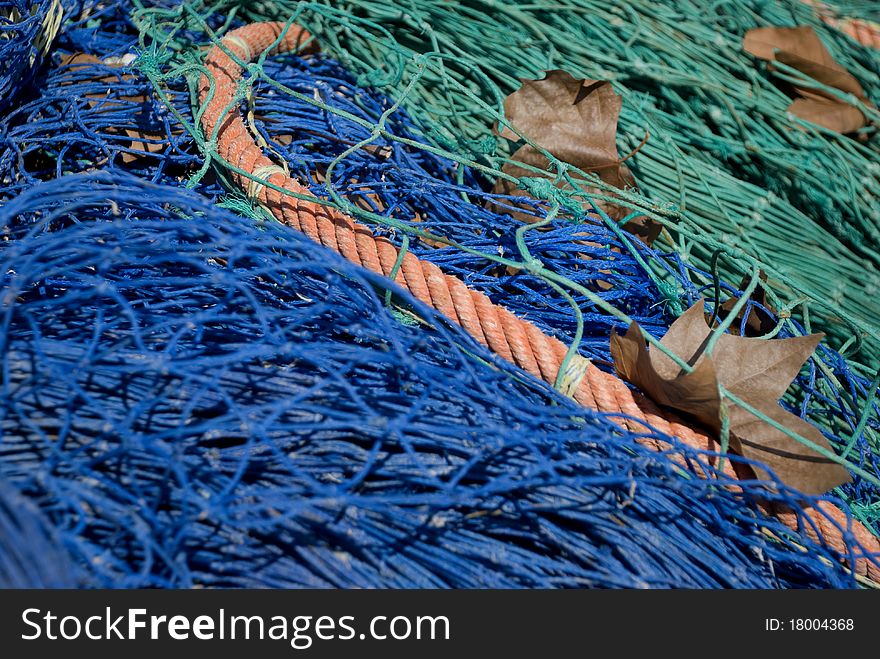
[834,18,880,49]
[198,21,880,583]
[804,0,880,49]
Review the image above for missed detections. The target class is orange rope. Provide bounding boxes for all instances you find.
[198,21,880,583]
[803,0,880,49]
[834,18,880,49]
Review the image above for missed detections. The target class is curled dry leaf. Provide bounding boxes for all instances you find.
[492,70,659,244]
[610,300,850,495]
[743,26,874,134]
[786,97,867,135]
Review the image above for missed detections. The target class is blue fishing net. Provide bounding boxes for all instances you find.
[0,481,81,588]
[0,1,61,112]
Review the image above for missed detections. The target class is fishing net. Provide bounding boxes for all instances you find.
[816,1,879,23]
[0,0,63,112]
[0,481,80,588]
[0,170,871,588]
[0,0,879,588]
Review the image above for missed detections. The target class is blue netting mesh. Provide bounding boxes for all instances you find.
[0,481,80,588]
[0,1,60,112]
[0,17,200,195]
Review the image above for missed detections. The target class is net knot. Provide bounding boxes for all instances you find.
[656,280,684,316]
[133,48,166,79]
[356,66,403,89]
[247,164,288,201]
[518,177,585,218]
[556,353,591,399]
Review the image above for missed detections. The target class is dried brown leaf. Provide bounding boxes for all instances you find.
[610,321,723,430]
[744,26,843,72]
[610,300,850,494]
[492,71,656,243]
[788,97,867,134]
[743,26,872,134]
[59,52,104,67]
[58,53,171,164]
[59,52,133,88]
[497,72,622,172]
[774,49,865,99]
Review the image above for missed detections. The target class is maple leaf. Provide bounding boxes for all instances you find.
[610,300,850,494]
[493,70,659,244]
[743,26,874,134]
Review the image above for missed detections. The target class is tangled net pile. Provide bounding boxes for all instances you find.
[0,0,61,112]
[0,0,879,588]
